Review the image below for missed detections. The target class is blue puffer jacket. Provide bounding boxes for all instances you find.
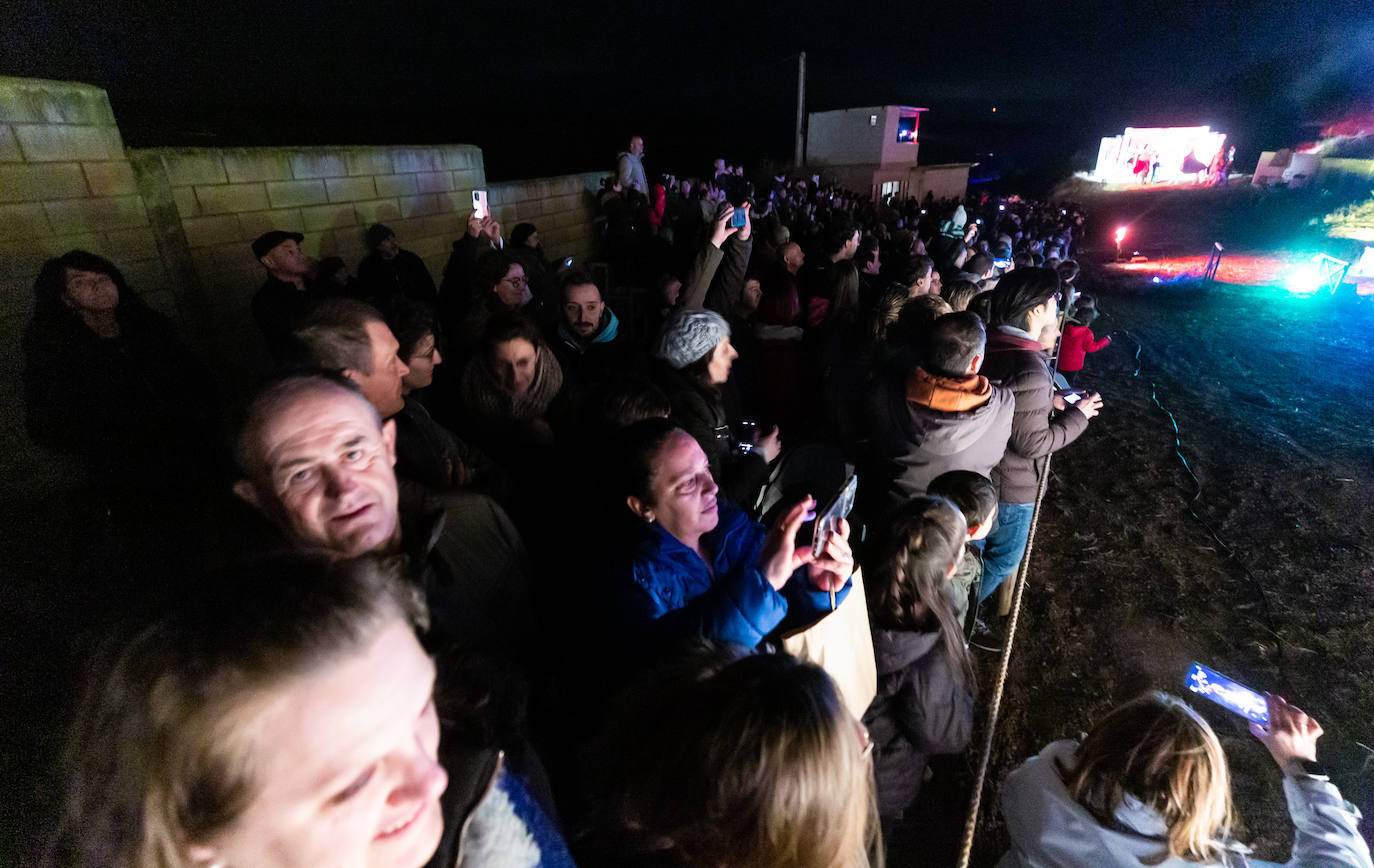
[611,500,852,649]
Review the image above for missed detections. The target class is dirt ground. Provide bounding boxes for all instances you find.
[955,187,1374,867]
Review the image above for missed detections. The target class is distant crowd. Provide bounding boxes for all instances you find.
[25,132,1369,868]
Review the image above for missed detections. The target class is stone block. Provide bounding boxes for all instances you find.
[181,214,243,248]
[0,202,51,239]
[420,212,464,239]
[237,208,306,239]
[82,161,138,197]
[451,170,480,192]
[440,146,479,171]
[290,151,348,180]
[324,176,377,202]
[430,192,461,213]
[374,174,418,198]
[345,150,394,176]
[35,231,106,256]
[406,234,449,259]
[222,150,293,183]
[301,202,359,232]
[159,150,228,186]
[0,124,21,161]
[415,171,452,193]
[399,194,440,218]
[171,186,200,219]
[104,227,161,260]
[195,182,270,215]
[0,160,89,202]
[265,179,328,208]
[13,123,124,161]
[0,80,114,126]
[353,198,403,226]
[44,195,148,234]
[391,148,443,174]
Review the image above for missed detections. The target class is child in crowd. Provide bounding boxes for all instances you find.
[863,496,977,826]
[927,469,998,631]
[1058,293,1110,387]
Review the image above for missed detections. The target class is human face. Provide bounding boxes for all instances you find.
[742,279,762,312]
[930,270,943,295]
[630,137,644,157]
[350,322,410,419]
[524,230,541,250]
[493,265,528,309]
[190,619,446,868]
[661,278,682,307]
[234,388,401,557]
[706,337,737,385]
[377,235,400,260]
[864,249,881,275]
[263,239,312,277]
[491,337,539,397]
[842,231,860,259]
[637,430,719,545]
[401,333,441,394]
[782,243,804,274]
[563,283,605,338]
[63,267,119,312]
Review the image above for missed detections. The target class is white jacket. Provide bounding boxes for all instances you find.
[998,740,1372,868]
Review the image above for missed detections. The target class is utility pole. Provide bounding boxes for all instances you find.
[794,51,806,170]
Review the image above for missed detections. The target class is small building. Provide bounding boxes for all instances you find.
[807,105,969,202]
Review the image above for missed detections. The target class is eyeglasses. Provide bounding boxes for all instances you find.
[501,275,528,287]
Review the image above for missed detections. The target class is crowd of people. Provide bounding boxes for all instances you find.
[23,133,1369,868]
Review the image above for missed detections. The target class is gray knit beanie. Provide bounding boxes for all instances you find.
[655,308,731,369]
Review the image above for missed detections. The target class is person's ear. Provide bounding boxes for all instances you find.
[967,353,983,375]
[380,418,397,466]
[626,495,653,522]
[232,479,261,510]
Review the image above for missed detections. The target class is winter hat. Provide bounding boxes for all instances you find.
[940,205,967,238]
[655,308,731,369]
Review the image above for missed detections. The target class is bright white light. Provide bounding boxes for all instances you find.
[1152,276,1162,283]
[1115,227,1128,243]
[998,204,1005,211]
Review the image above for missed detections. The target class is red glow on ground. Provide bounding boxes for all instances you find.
[1105,252,1307,285]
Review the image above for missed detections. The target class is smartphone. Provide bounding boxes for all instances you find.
[561,256,574,268]
[1185,662,1270,726]
[730,208,747,228]
[812,474,858,556]
[472,189,489,220]
[994,257,1012,270]
[1062,390,1083,405]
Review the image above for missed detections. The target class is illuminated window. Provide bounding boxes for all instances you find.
[897,116,918,143]
[870,114,878,126]
[881,180,900,197]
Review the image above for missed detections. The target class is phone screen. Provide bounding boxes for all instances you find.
[472,190,489,220]
[1063,392,1082,405]
[730,209,747,228]
[812,474,858,554]
[1185,662,1269,725]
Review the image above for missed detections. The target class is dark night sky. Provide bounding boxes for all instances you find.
[4,0,1372,187]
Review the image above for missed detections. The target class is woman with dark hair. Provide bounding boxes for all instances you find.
[862,496,976,824]
[652,308,780,507]
[605,418,853,656]
[21,250,214,498]
[459,312,566,456]
[507,221,558,308]
[447,250,532,363]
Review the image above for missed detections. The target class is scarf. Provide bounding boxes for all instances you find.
[461,345,564,424]
[905,366,992,412]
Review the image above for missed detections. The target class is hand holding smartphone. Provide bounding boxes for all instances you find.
[1185,662,1270,725]
[812,474,858,609]
[471,189,489,220]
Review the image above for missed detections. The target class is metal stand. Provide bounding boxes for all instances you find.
[1203,242,1223,284]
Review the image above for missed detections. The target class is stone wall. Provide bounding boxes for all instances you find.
[0,75,612,495]
[488,171,605,264]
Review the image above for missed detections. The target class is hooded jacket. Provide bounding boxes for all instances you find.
[1058,322,1111,373]
[865,366,1015,518]
[982,326,1089,503]
[998,740,1373,868]
[862,625,975,817]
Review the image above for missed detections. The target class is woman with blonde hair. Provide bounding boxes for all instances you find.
[998,691,1372,867]
[862,496,976,823]
[594,650,881,868]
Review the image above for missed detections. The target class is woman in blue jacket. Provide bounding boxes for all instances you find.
[608,418,854,651]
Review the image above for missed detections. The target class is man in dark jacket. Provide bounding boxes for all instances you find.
[865,311,1014,521]
[548,269,634,393]
[357,223,438,311]
[250,230,321,361]
[231,373,532,664]
[978,268,1101,606]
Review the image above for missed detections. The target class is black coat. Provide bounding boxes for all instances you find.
[862,625,975,818]
[358,248,438,310]
[655,364,769,509]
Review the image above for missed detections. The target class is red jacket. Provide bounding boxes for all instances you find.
[1057,323,1110,372]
